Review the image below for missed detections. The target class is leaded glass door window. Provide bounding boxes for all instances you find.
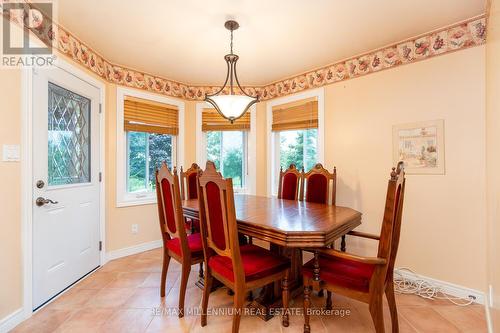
[47,82,91,186]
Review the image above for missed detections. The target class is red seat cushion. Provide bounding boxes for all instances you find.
[282,173,298,200]
[166,233,203,257]
[208,244,290,282]
[303,255,375,292]
[305,174,328,203]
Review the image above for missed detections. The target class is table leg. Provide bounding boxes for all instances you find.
[247,245,303,321]
[341,235,347,252]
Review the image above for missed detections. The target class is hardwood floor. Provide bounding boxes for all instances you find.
[12,248,488,333]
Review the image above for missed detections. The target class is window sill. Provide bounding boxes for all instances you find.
[116,193,157,208]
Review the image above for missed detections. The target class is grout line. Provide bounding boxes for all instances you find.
[397,309,421,333]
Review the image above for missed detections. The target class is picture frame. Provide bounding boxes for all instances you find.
[392,120,445,175]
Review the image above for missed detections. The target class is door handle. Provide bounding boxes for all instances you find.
[36,197,59,207]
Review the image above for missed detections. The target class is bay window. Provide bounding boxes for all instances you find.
[278,128,317,172]
[198,106,255,193]
[117,88,184,206]
[126,132,173,192]
[268,90,324,196]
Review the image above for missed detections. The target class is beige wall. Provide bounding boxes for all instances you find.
[255,102,268,196]
[0,70,23,319]
[104,84,159,251]
[487,0,500,328]
[105,87,196,252]
[321,46,487,290]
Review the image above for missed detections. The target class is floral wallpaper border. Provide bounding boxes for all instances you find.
[6,6,486,101]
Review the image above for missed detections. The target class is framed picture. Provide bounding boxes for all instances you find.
[392,120,445,174]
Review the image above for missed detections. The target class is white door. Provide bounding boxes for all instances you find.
[32,66,101,309]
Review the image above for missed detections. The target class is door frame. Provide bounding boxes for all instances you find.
[21,57,106,319]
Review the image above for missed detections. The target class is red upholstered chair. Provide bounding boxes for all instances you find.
[155,162,204,317]
[300,163,338,298]
[180,163,201,233]
[198,161,291,333]
[302,162,406,333]
[278,164,302,200]
[300,163,336,205]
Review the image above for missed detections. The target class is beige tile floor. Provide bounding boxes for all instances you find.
[11,248,488,333]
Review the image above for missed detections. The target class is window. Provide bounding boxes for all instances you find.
[268,90,324,196]
[279,128,317,171]
[197,105,256,193]
[127,132,173,193]
[205,131,247,189]
[117,88,184,206]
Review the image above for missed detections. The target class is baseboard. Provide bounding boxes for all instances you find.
[105,239,162,262]
[0,308,26,333]
[395,268,485,305]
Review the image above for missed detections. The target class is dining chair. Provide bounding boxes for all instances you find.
[180,162,201,233]
[300,163,337,205]
[302,162,406,333]
[277,163,302,200]
[300,163,337,298]
[155,162,204,317]
[197,161,291,333]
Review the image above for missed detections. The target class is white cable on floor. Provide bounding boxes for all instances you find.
[393,267,474,306]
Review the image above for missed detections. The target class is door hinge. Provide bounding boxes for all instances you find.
[99,241,102,251]
[99,103,102,114]
[99,172,102,182]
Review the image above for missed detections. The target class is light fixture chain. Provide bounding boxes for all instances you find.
[230,28,234,54]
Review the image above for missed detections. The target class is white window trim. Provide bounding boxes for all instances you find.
[196,103,257,195]
[266,87,325,197]
[116,87,185,207]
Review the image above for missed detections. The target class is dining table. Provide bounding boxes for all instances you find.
[182,194,362,320]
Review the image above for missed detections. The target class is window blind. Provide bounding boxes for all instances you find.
[202,108,250,132]
[272,97,318,132]
[124,96,179,135]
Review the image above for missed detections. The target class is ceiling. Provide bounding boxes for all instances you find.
[55,0,485,86]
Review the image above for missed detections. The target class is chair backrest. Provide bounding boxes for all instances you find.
[197,161,245,284]
[180,163,200,200]
[278,164,302,200]
[300,163,337,205]
[155,162,190,258]
[377,161,406,282]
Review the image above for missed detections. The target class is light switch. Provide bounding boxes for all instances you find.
[2,144,20,162]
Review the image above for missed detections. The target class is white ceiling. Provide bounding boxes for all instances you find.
[55,0,485,86]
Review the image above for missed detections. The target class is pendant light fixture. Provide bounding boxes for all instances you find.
[204,20,258,123]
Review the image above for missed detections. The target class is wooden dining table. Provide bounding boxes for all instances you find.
[182,194,362,320]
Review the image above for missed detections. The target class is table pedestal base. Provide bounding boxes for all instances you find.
[246,246,303,321]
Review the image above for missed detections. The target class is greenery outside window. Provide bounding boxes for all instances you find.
[268,92,323,196]
[127,132,174,193]
[279,128,317,171]
[117,88,183,207]
[205,131,247,189]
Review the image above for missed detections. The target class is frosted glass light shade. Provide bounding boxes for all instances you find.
[208,94,256,120]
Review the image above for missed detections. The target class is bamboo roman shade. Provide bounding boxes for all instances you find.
[202,108,250,131]
[124,96,179,135]
[272,97,318,131]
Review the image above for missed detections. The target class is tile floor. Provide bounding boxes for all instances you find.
[11,248,488,333]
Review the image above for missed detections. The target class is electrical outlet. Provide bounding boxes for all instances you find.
[2,144,20,162]
[131,224,139,234]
